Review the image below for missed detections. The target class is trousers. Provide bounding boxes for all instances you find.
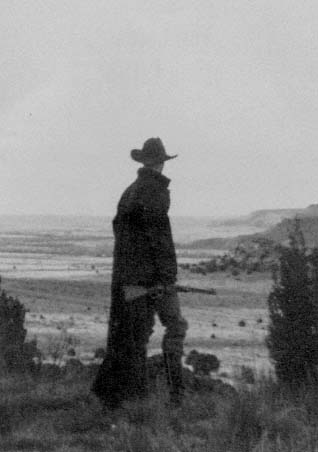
[132,285,188,395]
[92,284,188,408]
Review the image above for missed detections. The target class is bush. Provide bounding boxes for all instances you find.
[0,279,41,373]
[266,219,318,387]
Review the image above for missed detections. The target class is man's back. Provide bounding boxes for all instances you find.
[112,167,177,287]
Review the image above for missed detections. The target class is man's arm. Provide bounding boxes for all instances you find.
[139,189,177,286]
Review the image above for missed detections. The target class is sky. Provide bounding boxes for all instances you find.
[1,0,318,217]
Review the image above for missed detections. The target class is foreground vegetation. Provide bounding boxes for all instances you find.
[2,370,318,451]
[3,220,318,450]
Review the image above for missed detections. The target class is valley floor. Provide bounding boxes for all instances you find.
[3,270,273,378]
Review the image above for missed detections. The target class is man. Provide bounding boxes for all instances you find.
[92,137,187,409]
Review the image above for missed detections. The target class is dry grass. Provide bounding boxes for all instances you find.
[1,370,318,452]
[3,271,312,450]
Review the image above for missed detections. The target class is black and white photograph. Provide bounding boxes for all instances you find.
[1,1,318,450]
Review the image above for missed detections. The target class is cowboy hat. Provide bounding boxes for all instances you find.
[131,138,177,165]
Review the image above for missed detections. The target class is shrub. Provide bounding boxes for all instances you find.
[266,219,318,387]
[0,279,40,373]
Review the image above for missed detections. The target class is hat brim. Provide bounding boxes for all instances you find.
[131,149,177,164]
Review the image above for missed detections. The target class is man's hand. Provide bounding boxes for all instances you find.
[123,284,166,301]
[148,284,165,300]
[123,285,148,301]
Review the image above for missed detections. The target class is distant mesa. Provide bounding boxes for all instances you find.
[179,204,318,251]
[207,208,302,229]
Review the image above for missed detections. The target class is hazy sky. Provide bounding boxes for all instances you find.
[1,0,318,217]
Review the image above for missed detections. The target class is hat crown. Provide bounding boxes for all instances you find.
[131,137,177,164]
[142,138,166,162]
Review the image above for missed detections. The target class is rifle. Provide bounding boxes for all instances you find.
[124,284,216,301]
[175,284,216,295]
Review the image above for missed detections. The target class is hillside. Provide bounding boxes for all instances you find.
[264,215,318,247]
[182,205,318,251]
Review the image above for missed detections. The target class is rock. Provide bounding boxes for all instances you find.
[185,350,220,375]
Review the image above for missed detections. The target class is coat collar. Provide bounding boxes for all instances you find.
[137,167,171,189]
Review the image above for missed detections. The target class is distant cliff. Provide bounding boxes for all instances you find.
[181,205,318,250]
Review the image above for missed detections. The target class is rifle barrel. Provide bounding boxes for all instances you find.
[175,284,216,295]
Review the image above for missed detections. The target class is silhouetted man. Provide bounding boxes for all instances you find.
[92,138,187,409]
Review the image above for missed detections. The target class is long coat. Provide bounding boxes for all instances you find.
[92,167,178,407]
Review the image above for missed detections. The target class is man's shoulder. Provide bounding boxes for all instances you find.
[116,181,137,210]
[117,173,170,215]
[117,179,153,205]
[130,176,162,200]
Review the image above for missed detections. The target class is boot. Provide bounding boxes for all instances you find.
[164,352,185,406]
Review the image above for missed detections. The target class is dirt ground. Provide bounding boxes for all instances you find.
[2,269,273,379]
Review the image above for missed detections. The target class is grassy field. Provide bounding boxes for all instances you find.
[2,270,272,376]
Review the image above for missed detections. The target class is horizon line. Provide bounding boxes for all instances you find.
[0,206,308,219]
